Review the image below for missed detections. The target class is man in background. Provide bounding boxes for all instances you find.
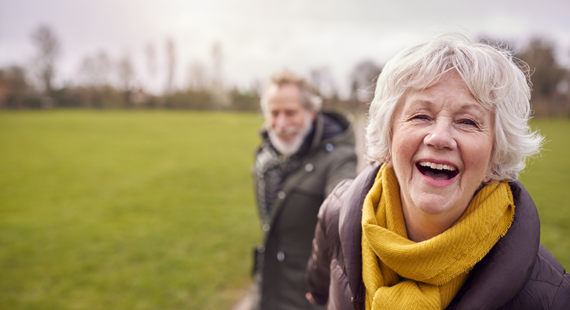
[251,70,357,310]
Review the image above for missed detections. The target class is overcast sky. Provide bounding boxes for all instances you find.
[1,0,569,94]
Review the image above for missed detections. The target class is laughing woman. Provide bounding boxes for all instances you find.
[305,34,570,309]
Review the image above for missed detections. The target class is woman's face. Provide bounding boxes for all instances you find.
[389,71,494,226]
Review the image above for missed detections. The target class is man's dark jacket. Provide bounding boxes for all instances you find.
[252,111,357,310]
[306,162,570,310]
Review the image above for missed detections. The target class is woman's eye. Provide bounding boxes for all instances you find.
[412,114,429,120]
[459,119,477,126]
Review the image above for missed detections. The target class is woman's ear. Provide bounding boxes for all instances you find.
[385,156,393,168]
[483,166,496,183]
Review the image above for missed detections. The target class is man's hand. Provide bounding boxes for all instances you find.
[306,292,329,306]
[305,292,317,304]
[305,293,329,306]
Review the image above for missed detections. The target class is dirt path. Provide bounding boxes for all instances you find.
[230,292,252,310]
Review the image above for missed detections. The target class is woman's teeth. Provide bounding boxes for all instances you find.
[418,161,456,171]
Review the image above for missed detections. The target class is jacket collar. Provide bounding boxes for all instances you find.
[451,179,540,309]
[338,163,540,309]
[339,162,380,305]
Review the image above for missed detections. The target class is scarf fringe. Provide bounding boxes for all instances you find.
[429,197,515,286]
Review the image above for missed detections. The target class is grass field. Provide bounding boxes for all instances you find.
[0,111,569,310]
[0,111,263,309]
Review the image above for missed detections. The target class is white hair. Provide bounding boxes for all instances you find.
[365,33,544,181]
[260,70,322,113]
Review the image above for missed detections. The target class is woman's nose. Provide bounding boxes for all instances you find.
[424,120,457,150]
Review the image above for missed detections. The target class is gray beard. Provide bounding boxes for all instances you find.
[266,113,313,157]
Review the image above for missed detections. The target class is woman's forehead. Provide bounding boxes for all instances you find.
[400,71,493,112]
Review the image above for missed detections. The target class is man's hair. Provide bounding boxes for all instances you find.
[260,70,322,112]
[365,33,543,181]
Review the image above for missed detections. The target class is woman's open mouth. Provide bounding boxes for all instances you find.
[416,161,459,181]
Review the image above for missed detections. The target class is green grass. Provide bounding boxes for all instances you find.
[0,112,569,310]
[519,119,570,269]
[0,110,263,309]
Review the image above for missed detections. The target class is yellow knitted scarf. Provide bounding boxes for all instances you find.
[362,165,515,310]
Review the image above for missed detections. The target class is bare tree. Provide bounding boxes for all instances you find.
[0,66,32,108]
[117,54,135,92]
[79,51,113,88]
[519,37,569,116]
[349,59,382,105]
[187,60,209,91]
[145,42,157,91]
[31,25,60,95]
[308,66,337,98]
[165,38,176,95]
[211,42,222,87]
[520,38,563,98]
[117,54,136,106]
[210,42,230,108]
[77,51,118,108]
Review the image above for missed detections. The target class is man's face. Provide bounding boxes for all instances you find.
[264,83,316,156]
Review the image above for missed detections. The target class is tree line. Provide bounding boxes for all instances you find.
[1,25,569,117]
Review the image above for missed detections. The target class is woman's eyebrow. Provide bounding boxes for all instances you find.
[459,103,487,115]
[408,99,433,108]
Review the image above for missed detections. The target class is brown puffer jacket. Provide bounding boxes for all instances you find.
[306,162,570,310]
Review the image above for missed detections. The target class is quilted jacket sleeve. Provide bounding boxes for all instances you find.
[306,179,353,306]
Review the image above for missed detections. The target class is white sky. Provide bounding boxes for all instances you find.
[1,0,569,95]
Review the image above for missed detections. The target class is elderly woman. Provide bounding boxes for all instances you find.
[305,34,570,309]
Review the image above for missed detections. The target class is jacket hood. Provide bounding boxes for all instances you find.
[310,111,355,151]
